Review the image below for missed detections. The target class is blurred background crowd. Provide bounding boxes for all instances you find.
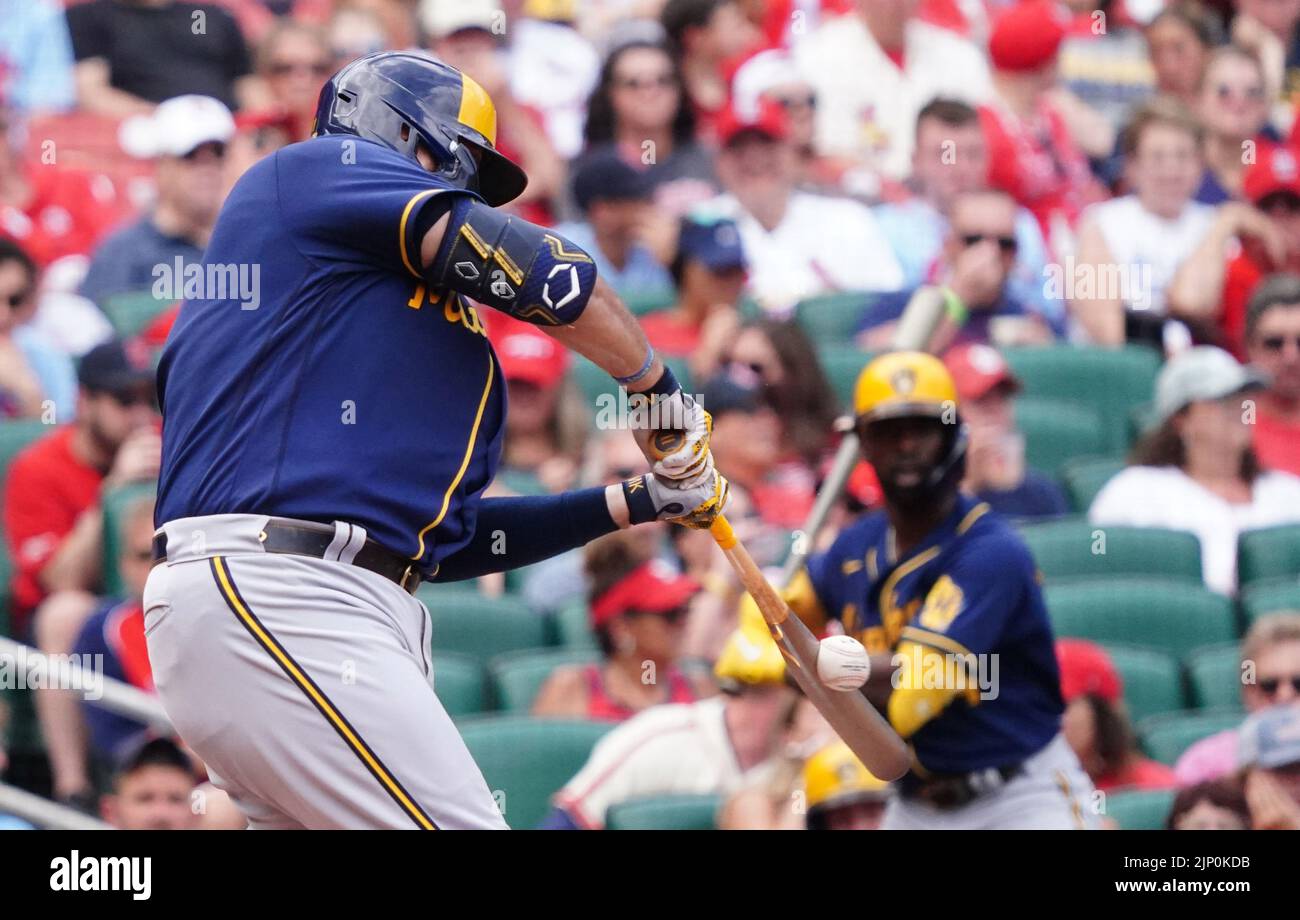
[1,0,1299,831]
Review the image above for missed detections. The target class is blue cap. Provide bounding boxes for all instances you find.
[678,217,746,272]
[1238,704,1300,769]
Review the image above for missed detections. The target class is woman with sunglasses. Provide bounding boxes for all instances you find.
[0,238,75,421]
[1174,613,1300,787]
[532,532,708,721]
[1194,45,1278,204]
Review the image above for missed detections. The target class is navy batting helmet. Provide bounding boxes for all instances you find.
[314,51,527,206]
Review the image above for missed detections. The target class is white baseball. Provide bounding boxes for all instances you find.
[816,635,871,691]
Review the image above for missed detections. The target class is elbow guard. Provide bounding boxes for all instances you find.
[427,195,597,326]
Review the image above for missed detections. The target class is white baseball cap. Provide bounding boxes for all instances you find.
[731,49,802,122]
[420,0,502,41]
[119,95,235,159]
[1153,345,1268,424]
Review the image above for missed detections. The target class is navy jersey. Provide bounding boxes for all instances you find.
[803,495,1063,773]
[156,137,506,574]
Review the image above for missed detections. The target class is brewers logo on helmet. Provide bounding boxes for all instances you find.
[315,51,528,206]
[803,740,891,829]
[853,351,958,423]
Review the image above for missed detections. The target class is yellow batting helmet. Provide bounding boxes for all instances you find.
[803,740,892,825]
[853,351,958,424]
[714,601,786,688]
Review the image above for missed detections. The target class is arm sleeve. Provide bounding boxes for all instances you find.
[430,487,617,582]
[275,141,469,277]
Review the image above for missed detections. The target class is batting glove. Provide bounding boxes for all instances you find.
[622,471,730,530]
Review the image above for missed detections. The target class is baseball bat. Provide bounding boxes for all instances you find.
[779,285,956,588]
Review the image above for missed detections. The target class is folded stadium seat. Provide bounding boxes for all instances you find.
[818,344,874,408]
[570,354,694,410]
[1101,644,1186,723]
[431,652,489,718]
[1014,397,1109,478]
[488,647,600,712]
[101,291,174,340]
[1239,579,1300,626]
[1185,643,1245,711]
[1001,345,1163,454]
[100,482,157,598]
[554,598,599,650]
[1018,519,1202,583]
[1044,577,1236,661]
[606,793,723,830]
[0,419,49,480]
[793,291,875,345]
[622,290,678,317]
[1060,455,1125,514]
[1137,708,1244,765]
[456,715,612,829]
[1103,788,1176,830]
[426,593,552,664]
[1237,524,1300,589]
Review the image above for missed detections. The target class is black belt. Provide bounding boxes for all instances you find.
[899,763,1024,810]
[152,519,423,595]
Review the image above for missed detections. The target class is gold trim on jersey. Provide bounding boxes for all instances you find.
[399,189,441,279]
[956,501,991,535]
[209,556,437,830]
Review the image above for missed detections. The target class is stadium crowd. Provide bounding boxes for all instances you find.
[0,0,1299,831]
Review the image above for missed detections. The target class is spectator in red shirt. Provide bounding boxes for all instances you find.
[660,0,761,142]
[979,0,1104,255]
[1242,274,1300,475]
[1057,639,1178,793]
[641,215,747,359]
[3,338,159,803]
[533,534,707,720]
[1168,143,1300,355]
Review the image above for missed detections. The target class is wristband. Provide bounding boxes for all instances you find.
[941,286,968,325]
[641,364,681,399]
[622,475,658,525]
[614,346,656,386]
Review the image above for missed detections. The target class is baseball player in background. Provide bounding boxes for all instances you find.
[770,352,1097,829]
[144,52,728,830]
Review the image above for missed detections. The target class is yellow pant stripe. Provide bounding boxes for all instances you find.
[210,556,437,830]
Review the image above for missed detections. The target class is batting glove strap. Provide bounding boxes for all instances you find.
[623,472,730,529]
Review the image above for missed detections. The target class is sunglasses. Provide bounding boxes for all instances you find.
[960,233,1018,254]
[1258,675,1300,697]
[1260,334,1300,351]
[1259,192,1300,215]
[774,93,816,111]
[181,141,227,162]
[269,60,332,78]
[614,74,675,92]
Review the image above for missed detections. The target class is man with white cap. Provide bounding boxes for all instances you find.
[80,95,235,309]
[1090,345,1300,594]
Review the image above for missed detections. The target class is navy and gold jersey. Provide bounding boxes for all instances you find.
[155,137,505,574]
[798,494,1063,774]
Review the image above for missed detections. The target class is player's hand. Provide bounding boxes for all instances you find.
[105,429,162,490]
[625,470,730,529]
[630,385,715,489]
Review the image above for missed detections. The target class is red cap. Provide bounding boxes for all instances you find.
[943,343,1022,401]
[488,314,568,390]
[988,0,1068,73]
[590,560,701,628]
[1243,144,1300,204]
[1056,639,1122,704]
[718,98,788,147]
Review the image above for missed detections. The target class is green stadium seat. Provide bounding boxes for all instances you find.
[101,290,172,339]
[100,482,156,598]
[555,599,598,650]
[817,345,872,409]
[623,290,678,317]
[1017,519,1202,584]
[0,419,47,476]
[426,593,551,664]
[793,291,873,344]
[1102,644,1186,722]
[1138,709,1243,765]
[1060,456,1125,514]
[431,652,489,717]
[488,647,600,712]
[1239,579,1300,625]
[1014,397,1108,477]
[1237,525,1300,588]
[1104,788,1176,830]
[606,793,722,830]
[1045,578,1236,661]
[457,716,611,829]
[1001,345,1162,454]
[1186,643,1245,711]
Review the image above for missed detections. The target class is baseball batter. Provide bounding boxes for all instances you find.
[143,52,728,830]
[774,352,1097,829]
